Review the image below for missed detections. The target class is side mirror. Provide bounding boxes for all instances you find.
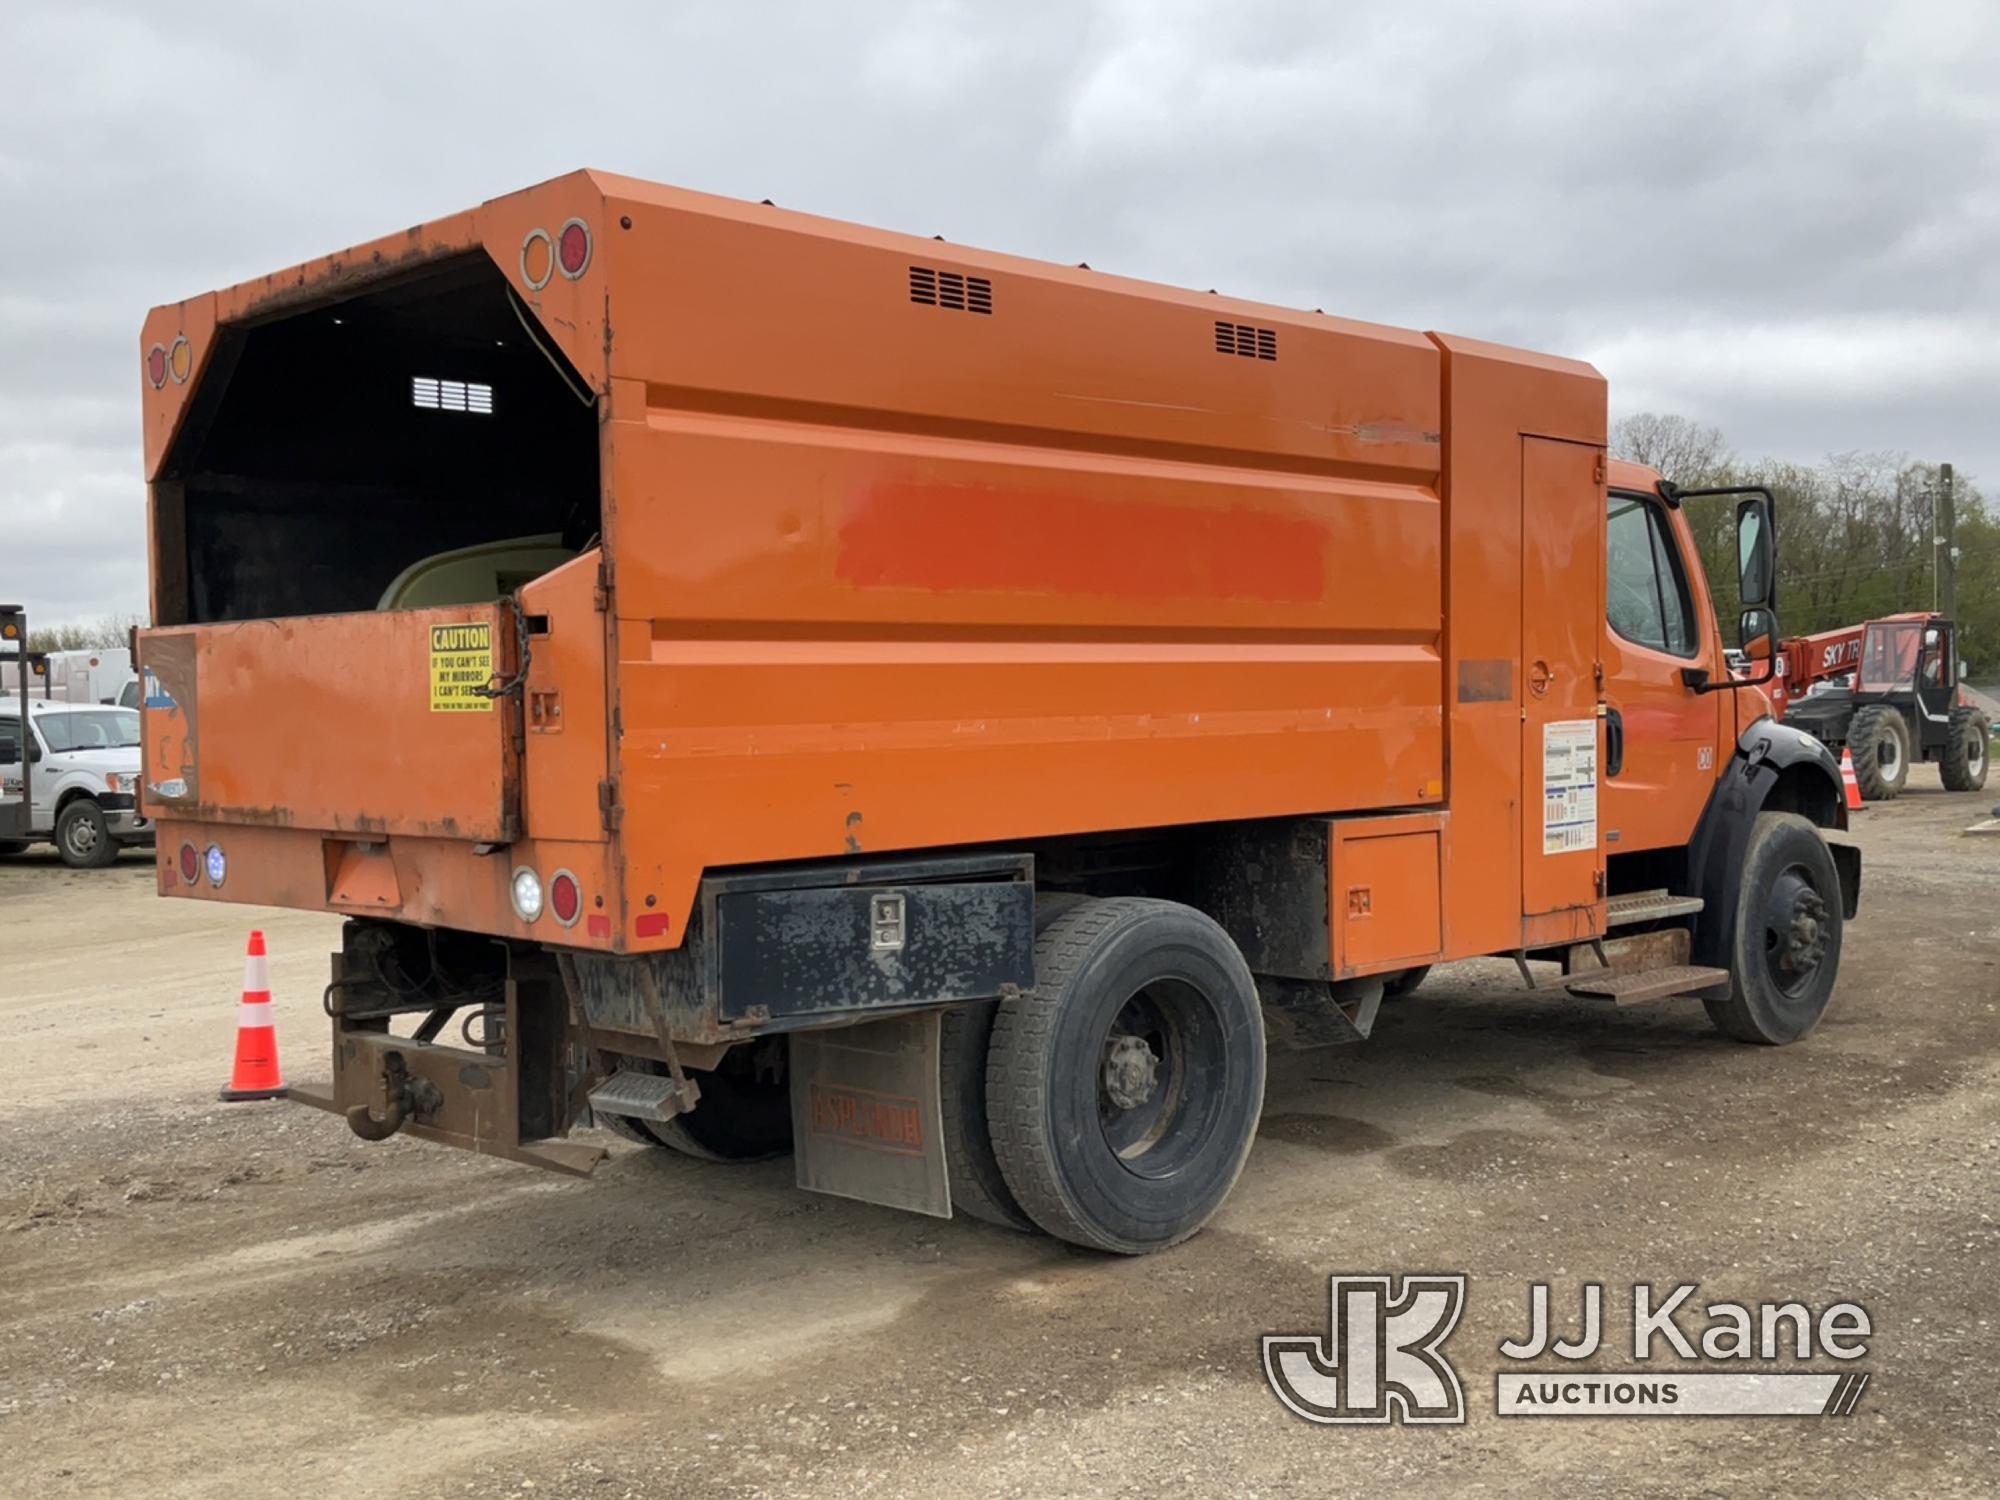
[1739,606,1777,660]
[1736,496,1775,610]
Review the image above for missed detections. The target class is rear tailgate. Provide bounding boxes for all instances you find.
[139,603,520,841]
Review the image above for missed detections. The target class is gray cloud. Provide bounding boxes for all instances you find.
[3,0,1994,625]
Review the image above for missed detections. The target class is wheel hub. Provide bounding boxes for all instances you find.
[1101,1033,1161,1111]
[1777,887,1829,976]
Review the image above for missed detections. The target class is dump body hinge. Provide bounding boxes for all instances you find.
[593,555,614,612]
[597,778,621,832]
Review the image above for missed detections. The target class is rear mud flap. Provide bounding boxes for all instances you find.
[790,1011,951,1219]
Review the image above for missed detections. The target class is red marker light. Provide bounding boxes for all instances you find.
[179,842,200,884]
[635,912,670,938]
[557,219,591,278]
[147,344,169,388]
[549,870,581,926]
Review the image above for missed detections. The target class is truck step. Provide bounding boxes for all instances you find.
[1605,889,1705,927]
[587,1068,696,1124]
[1566,965,1730,1005]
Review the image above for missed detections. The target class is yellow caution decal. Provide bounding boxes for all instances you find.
[430,622,494,713]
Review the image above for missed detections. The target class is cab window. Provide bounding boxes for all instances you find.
[1607,492,1697,657]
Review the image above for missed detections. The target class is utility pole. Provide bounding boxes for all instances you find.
[1938,463,1956,618]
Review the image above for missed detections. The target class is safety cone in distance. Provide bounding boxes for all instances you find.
[1839,748,1865,812]
[220,929,288,1102]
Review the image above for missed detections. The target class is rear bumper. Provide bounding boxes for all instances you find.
[152,818,623,950]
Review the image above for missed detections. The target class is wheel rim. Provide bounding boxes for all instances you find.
[1761,865,1831,997]
[66,816,98,857]
[1969,733,1986,775]
[1095,980,1224,1177]
[1878,732,1901,776]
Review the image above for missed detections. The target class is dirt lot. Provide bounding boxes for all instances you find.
[4,775,1999,1498]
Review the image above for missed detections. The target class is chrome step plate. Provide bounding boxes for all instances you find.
[588,1067,695,1123]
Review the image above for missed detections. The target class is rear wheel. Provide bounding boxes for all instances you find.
[1847,706,1908,800]
[599,1041,792,1161]
[1704,812,1844,1045]
[986,897,1265,1254]
[1382,965,1432,1000]
[56,799,117,869]
[1941,708,1991,792]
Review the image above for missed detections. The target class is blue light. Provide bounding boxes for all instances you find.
[205,844,227,887]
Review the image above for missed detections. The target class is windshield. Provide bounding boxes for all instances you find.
[1856,623,1921,693]
[37,709,142,752]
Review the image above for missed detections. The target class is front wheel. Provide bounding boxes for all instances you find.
[1847,706,1908,800]
[1941,708,1990,792]
[56,800,118,869]
[986,897,1266,1254]
[1704,812,1844,1045]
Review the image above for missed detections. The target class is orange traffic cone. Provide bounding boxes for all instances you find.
[1839,748,1865,812]
[220,930,287,1101]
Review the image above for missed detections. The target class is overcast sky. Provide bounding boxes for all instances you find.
[4,0,1995,626]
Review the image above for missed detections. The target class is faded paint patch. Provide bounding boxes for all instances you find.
[837,485,1326,604]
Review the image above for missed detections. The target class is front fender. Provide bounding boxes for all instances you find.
[1686,717,1858,969]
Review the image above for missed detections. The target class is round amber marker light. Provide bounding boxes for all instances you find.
[520,229,554,290]
[169,336,192,383]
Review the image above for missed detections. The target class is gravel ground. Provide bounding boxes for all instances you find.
[3,771,1998,1497]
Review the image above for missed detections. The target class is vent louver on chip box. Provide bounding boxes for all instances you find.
[910,265,993,314]
[1213,321,1277,361]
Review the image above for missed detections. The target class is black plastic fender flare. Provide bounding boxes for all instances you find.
[1686,717,1860,970]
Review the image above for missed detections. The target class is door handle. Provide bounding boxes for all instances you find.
[1605,706,1625,778]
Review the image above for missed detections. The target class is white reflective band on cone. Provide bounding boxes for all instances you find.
[238,1002,275,1029]
[243,952,270,993]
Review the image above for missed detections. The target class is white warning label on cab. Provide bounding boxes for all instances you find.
[1542,719,1598,854]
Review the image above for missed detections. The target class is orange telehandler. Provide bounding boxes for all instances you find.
[135,172,1859,1253]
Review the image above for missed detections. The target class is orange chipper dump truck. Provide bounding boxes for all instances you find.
[137,172,1860,1254]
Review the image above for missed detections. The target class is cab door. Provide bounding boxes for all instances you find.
[1600,490,1723,853]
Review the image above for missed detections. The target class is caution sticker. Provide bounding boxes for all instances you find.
[1542,718,1598,854]
[429,622,494,713]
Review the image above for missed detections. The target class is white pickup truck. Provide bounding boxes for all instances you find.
[0,701,153,867]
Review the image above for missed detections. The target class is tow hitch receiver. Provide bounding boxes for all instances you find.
[289,929,606,1178]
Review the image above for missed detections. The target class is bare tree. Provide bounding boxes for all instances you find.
[26,612,145,653]
[1610,412,1732,486]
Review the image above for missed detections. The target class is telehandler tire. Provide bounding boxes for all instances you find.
[1940,708,1991,792]
[986,897,1265,1254]
[1847,706,1908,800]
[1704,812,1844,1046]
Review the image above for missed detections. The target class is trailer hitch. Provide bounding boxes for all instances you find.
[345,1052,444,1142]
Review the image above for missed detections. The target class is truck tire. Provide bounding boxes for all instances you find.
[1940,708,1991,792]
[599,1043,792,1162]
[986,897,1266,1254]
[941,893,1090,1233]
[1847,706,1908,800]
[1382,965,1432,1000]
[940,1002,1037,1232]
[1704,811,1844,1046]
[56,799,118,869]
